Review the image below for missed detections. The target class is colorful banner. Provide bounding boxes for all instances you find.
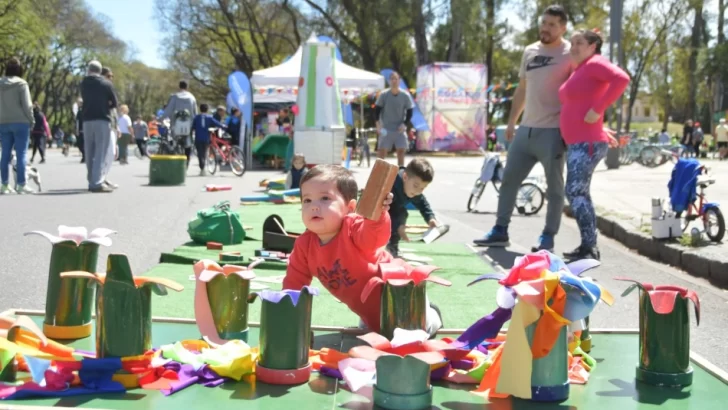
[415,63,488,151]
[228,71,253,142]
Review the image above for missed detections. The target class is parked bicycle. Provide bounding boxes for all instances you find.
[467,153,545,216]
[205,128,245,177]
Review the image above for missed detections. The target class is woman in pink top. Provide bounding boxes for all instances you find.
[559,29,629,261]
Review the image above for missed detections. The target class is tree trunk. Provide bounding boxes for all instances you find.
[411,0,429,66]
[720,0,726,43]
[687,0,704,120]
[484,0,495,87]
[447,0,464,61]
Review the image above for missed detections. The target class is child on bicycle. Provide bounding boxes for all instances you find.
[192,104,225,176]
[387,157,439,257]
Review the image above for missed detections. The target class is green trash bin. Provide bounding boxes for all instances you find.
[149,155,186,186]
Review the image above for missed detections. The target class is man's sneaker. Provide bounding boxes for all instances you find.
[473,226,510,247]
[564,245,600,261]
[531,233,554,252]
[15,185,34,195]
[0,184,14,194]
[103,180,119,189]
[90,185,114,193]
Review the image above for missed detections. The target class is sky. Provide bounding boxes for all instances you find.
[86,0,166,68]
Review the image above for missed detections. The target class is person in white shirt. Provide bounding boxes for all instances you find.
[117,104,134,165]
[715,118,728,160]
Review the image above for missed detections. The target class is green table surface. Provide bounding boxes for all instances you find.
[3,313,727,409]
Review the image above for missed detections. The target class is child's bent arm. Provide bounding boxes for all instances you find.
[351,212,392,252]
[413,195,436,222]
[282,242,313,290]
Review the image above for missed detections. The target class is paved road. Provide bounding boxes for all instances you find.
[2,150,726,371]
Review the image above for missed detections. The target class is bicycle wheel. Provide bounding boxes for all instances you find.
[229,146,246,176]
[467,179,486,212]
[146,140,160,156]
[206,148,218,175]
[704,207,726,242]
[515,182,544,216]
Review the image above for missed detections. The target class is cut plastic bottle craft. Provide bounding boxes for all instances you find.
[464,251,612,402]
[193,259,261,344]
[373,355,434,410]
[361,259,452,340]
[60,254,183,358]
[248,286,318,385]
[614,278,700,387]
[24,226,116,340]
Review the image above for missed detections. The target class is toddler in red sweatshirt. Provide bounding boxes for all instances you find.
[282,164,443,335]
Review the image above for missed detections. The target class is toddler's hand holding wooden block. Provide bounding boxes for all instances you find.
[356,159,399,220]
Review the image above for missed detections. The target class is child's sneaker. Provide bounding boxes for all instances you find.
[386,244,399,258]
[0,184,14,194]
[15,184,34,195]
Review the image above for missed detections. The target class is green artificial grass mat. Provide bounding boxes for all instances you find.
[146,243,499,329]
[235,203,429,240]
[161,203,429,265]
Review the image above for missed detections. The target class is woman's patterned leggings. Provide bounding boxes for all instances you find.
[565,142,608,248]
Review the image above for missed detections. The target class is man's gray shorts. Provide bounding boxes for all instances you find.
[377,129,408,150]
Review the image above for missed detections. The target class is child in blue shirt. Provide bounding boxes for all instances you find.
[192,104,225,175]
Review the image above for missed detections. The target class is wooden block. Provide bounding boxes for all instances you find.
[356,159,399,220]
[206,241,223,250]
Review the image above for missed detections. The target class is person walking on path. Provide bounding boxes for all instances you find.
[558,29,629,261]
[474,5,574,252]
[715,118,728,160]
[30,103,50,164]
[375,72,413,167]
[0,57,35,194]
[164,80,198,166]
[692,122,704,158]
[681,120,694,157]
[75,99,85,163]
[80,60,118,193]
[117,104,133,165]
[133,115,149,158]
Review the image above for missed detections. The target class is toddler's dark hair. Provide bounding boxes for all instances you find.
[405,157,435,183]
[300,165,358,202]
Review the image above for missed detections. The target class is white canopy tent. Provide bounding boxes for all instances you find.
[251,41,384,103]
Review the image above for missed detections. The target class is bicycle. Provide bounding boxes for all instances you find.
[676,166,725,242]
[205,128,245,177]
[637,144,681,168]
[134,137,162,158]
[355,128,373,167]
[467,153,545,216]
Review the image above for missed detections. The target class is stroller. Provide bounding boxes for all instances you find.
[667,158,724,242]
[10,153,42,192]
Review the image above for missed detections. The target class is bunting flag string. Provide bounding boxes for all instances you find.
[253,83,518,105]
